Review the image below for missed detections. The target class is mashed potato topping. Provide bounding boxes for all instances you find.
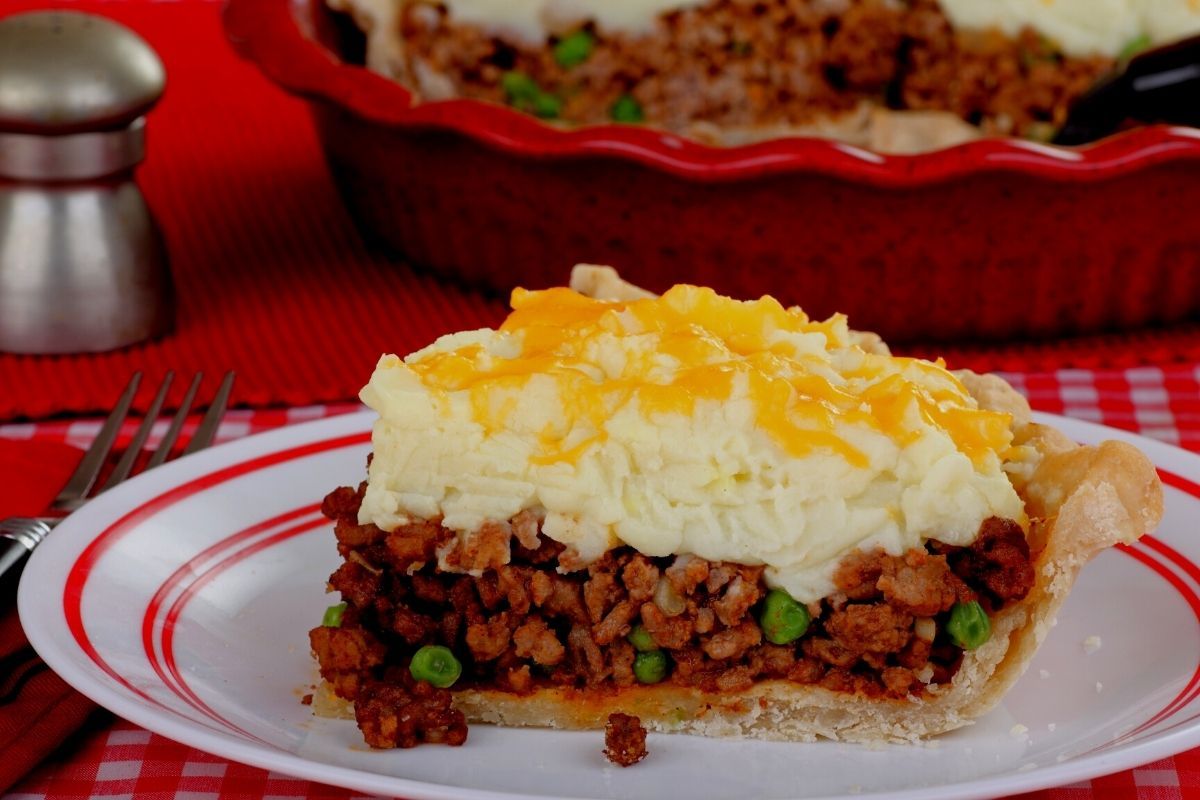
[359,285,1027,602]
[939,0,1200,58]
[416,0,1200,56]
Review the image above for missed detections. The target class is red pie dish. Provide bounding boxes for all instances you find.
[224,0,1200,343]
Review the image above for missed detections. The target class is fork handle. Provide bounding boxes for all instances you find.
[0,518,54,580]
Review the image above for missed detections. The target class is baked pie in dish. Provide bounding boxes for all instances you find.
[328,0,1200,152]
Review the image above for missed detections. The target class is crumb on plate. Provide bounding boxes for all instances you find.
[604,713,648,767]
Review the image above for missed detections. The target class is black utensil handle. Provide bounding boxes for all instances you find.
[1055,32,1200,145]
[0,519,53,581]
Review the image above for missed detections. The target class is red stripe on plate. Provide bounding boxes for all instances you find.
[59,432,1200,755]
[1099,471,1200,745]
[158,515,328,739]
[139,504,324,738]
[1161,469,1200,502]
[63,431,369,712]
[1099,537,1200,753]
[1078,465,1200,753]
[142,504,320,681]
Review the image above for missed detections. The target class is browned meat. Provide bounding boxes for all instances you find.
[755,644,797,678]
[593,601,639,646]
[441,521,511,572]
[542,575,589,624]
[512,510,542,550]
[901,2,1112,135]
[354,681,467,749]
[530,570,553,606]
[309,626,384,673]
[639,602,694,650]
[465,613,513,661]
[395,0,1113,140]
[504,665,534,694]
[329,560,381,610]
[315,486,1038,751]
[825,603,913,654]
[334,519,387,549]
[825,2,905,89]
[610,640,636,686]
[497,566,533,615]
[410,573,449,603]
[897,636,934,670]
[513,617,566,666]
[833,549,891,601]
[384,520,447,572]
[712,574,762,627]
[309,625,386,700]
[569,624,608,682]
[877,550,960,617]
[666,555,709,595]
[389,604,438,644]
[584,571,621,624]
[705,565,737,594]
[702,621,762,661]
[321,484,362,520]
[881,666,917,698]
[622,555,660,604]
[803,637,860,669]
[604,713,648,767]
[475,572,505,610]
[715,665,756,692]
[448,576,484,625]
[786,657,825,684]
[512,532,567,564]
[950,517,1036,603]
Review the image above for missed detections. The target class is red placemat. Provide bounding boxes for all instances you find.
[4,368,1200,799]
[1,0,1199,422]
[0,0,507,422]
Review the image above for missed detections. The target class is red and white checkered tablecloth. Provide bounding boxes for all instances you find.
[4,365,1200,800]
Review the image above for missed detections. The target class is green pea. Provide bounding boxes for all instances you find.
[759,589,811,645]
[531,91,563,119]
[633,650,669,684]
[947,601,991,650]
[500,72,561,119]
[610,94,644,124]
[554,30,594,68]
[627,625,657,653]
[322,602,347,628]
[501,71,540,104]
[1119,33,1152,62]
[408,644,463,688]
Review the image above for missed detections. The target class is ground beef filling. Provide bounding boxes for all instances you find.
[310,484,1035,747]
[394,0,1113,139]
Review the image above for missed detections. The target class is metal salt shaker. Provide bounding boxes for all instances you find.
[0,11,171,354]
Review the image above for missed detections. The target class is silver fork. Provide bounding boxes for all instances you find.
[0,370,235,580]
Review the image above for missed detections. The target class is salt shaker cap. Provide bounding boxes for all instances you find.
[0,11,165,135]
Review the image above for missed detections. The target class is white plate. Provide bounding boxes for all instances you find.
[18,411,1200,800]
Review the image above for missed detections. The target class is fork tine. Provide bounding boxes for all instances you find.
[145,372,202,469]
[51,372,142,511]
[183,372,235,456]
[98,372,174,493]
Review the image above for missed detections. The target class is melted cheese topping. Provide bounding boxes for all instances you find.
[359,285,1027,602]
[409,0,1200,56]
